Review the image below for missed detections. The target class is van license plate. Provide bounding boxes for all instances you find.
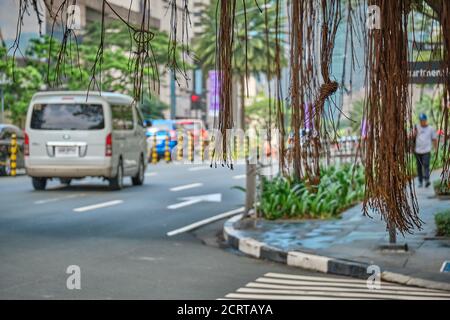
[55,146,77,157]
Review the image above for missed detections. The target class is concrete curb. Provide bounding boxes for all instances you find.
[223,214,450,292]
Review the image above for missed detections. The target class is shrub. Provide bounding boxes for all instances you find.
[433,180,450,195]
[259,164,365,220]
[435,210,450,237]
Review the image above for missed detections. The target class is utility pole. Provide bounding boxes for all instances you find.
[170,70,176,120]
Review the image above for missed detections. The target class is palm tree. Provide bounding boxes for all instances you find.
[194,0,284,130]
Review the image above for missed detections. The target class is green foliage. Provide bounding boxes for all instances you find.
[83,20,186,71]
[433,179,450,195]
[0,46,43,126]
[348,99,364,135]
[1,25,183,127]
[259,164,365,220]
[194,0,285,76]
[435,210,450,237]
[246,93,276,128]
[140,95,169,120]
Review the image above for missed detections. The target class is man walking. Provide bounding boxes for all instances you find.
[414,113,438,188]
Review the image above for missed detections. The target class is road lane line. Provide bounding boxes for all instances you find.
[188,166,210,172]
[35,193,86,204]
[167,207,245,236]
[167,199,202,210]
[145,172,158,177]
[170,183,203,192]
[73,200,123,212]
[233,174,246,180]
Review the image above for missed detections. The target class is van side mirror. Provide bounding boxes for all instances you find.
[144,120,152,128]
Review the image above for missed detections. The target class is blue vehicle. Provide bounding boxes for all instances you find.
[146,119,178,160]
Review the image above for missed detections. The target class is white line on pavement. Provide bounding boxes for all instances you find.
[73,200,123,212]
[145,172,158,177]
[35,193,86,204]
[188,166,210,172]
[166,207,245,237]
[233,174,246,180]
[170,183,203,192]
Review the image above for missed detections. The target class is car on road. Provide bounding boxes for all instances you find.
[146,119,177,160]
[0,124,25,176]
[24,91,148,190]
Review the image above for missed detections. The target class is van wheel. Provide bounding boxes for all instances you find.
[60,178,72,185]
[109,160,124,190]
[132,157,145,186]
[32,177,47,190]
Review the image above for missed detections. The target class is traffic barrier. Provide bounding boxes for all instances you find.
[244,135,250,162]
[151,134,158,164]
[209,136,215,161]
[164,135,171,163]
[188,132,194,163]
[10,133,17,176]
[200,135,205,163]
[177,130,184,161]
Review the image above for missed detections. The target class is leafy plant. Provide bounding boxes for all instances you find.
[435,210,450,237]
[433,180,450,195]
[258,164,365,220]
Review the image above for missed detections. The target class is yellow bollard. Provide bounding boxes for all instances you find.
[188,132,194,163]
[200,135,205,163]
[151,134,158,164]
[10,133,17,177]
[233,136,238,161]
[209,136,215,161]
[177,130,184,161]
[164,135,171,163]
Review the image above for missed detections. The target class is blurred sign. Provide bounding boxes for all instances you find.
[408,61,448,84]
[208,71,220,117]
[194,69,203,95]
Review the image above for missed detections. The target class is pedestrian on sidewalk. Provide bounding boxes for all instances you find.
[413,113,438,188]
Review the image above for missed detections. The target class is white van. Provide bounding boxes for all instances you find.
[24,91,148,190]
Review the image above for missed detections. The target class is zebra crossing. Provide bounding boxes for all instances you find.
[223,272,450,300]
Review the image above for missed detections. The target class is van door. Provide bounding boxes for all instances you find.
[111,105,128,173]
[111,104,136,175]
[133,105,146,165]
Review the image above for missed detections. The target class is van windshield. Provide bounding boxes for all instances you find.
[30,104,105,130]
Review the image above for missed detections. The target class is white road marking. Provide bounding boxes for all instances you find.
[145,172,158,177]
[73,200,123,212]
[167,207,245,236]
[224,272,450,300]
[167,193,222,210]
[188,166,210,172]
[233,174,246,180]
[170,183,203,192]
[35,193,86,204]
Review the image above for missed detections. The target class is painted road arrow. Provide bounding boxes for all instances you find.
[167,193,222,210]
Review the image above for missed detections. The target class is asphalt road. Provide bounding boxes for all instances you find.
[2,163,447,300]
[0,162,330,299]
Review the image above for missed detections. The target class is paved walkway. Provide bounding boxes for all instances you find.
[232,171,450,286]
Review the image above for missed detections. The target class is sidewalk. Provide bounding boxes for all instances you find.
[224,171,450,291]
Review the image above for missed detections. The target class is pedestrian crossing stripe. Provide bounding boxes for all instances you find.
[224,272,450,300]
